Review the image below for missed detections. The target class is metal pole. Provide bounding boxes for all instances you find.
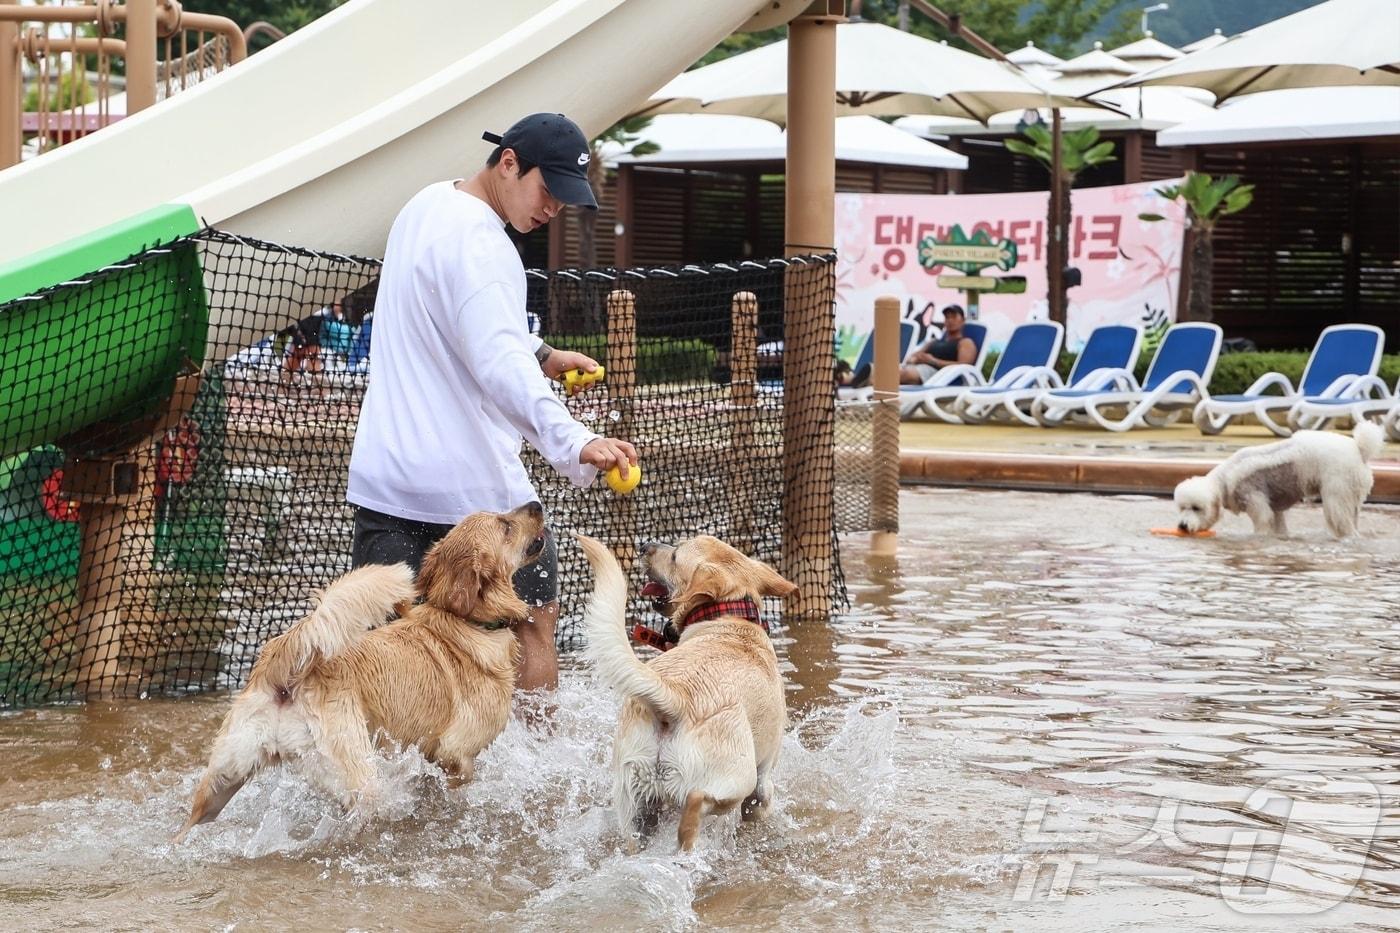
[0,18,18,169]
[783,10,839,619]
[124,0,156,114]
[1049,107,1065,325]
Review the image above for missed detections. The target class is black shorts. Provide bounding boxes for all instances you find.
[350,505,558,606]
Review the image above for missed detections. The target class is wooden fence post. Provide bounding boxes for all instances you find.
[729,290,758,553]
[870,296,901,556]
[606,289,637,572]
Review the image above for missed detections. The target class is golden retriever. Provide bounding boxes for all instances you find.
[175,502,545,841]
[577,533,796,852]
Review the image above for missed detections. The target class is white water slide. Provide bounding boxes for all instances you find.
[0,0,805,265]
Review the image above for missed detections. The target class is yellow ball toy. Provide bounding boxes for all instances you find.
[559,365,605,395]
[605,462,641,494]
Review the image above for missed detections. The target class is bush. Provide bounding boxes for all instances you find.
[549,335,716,385]
[1209,352,1400,395]
[976,348,1400,395]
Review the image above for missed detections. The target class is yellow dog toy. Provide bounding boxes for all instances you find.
[558,366,605,395]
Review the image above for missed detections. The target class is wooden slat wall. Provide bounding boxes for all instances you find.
[952,133,1142,194]
[1201,143,1400,351]
[1140,142,1189,181]
[573,162,947,268]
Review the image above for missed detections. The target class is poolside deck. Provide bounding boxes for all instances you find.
[899,420,1400,503]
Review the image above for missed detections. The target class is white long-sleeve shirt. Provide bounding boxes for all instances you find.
[347,181,599,524]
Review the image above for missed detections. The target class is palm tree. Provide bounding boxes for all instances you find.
[577,117,659,268]
[1004,122,1116,322]
[1139,172,1254,323]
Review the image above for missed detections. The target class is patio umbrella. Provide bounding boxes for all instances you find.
[633,20,1086,126]
[1112,0,1400,102]
[1180,29,1227,55]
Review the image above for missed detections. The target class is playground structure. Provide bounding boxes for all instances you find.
[0,0,246,166]
[0,0,875,703]
[0,228,858,704]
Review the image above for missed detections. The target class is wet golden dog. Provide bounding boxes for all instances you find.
[176,502,545,841]
[578,534,796,852]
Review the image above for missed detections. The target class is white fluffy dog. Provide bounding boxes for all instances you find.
[1174,421,1383,537]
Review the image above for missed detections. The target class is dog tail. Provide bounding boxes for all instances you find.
[577,535,684,720]
[1353,420,1384,463]
[255,563,417,690]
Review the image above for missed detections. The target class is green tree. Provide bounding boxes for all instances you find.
[181,1,348,52]
[1004,123,1116,322]
[1139,172,1254,323]
[701,0,1123,66]
[578,117,660,268]
[855,0,1121,58]
[1094,0,1325,49]
[23,70,94,112]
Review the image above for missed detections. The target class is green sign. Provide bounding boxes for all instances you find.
[918,225,1018,274]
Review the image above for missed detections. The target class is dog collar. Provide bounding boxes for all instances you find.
[630,598,767,653]
[472,619,511,631]
[680,597,766,633]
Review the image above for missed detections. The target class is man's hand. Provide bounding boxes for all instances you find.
[580,437,638,478]
[542,348,601,393]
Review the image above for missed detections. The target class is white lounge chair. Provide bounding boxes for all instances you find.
[1192,323,1385,437]
[902,321,1061,422]
[953,323,1141,427]
[837,320,916,401]
[1031,322,1223,432]
[1288,375,1400,439]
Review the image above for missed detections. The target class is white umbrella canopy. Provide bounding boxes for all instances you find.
[1050,42,1138,96]
[635,21,1085,125]
[602,113,968,169]
[1180,29,1227,54]
[1108,34,1184,70]
[1156,85,1400,145]
[1007,41,1064,69]
[895,84,1212,135]
[1115,0,1400,102]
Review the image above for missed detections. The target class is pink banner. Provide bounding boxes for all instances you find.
[834,179,1187,358]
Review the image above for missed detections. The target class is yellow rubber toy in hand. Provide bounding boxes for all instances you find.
[558,365,605,395]
[605,462,641,494]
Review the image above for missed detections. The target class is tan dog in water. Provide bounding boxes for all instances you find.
[175,503,545,841]
[578,534,796,852]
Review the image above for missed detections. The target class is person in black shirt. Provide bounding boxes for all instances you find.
[900,303,977,384]
[843,304,977,388]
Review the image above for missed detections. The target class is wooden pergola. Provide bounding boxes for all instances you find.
[1190,137,1400,352]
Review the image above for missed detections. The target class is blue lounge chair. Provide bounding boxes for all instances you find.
[901,320,1061,422]
[838,320,916,400]
[1288,374,1399,438]
[1193,323,1385,437]
[953,323,1142,427]
[1031,322,1222,431]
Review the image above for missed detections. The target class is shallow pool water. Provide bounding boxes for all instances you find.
[2,488,1397,931]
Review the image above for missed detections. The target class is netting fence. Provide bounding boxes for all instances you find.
[0,228,880,706]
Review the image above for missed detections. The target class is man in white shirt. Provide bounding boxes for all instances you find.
[347,112,637,693]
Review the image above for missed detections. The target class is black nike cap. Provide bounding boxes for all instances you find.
[482,113,598,210]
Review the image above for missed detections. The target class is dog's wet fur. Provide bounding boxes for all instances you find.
[578,534,796,852]
[175,502,545,841]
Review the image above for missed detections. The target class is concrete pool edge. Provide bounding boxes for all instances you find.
[900,449,1400,503]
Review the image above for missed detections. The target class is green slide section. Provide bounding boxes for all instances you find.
[0,204,208,460]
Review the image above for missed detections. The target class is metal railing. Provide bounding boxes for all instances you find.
[0,0,245,167]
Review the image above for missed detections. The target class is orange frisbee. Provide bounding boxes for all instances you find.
[1150,527,1216,538]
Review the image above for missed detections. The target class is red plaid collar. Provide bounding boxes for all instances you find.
[680,597,765,633]
[631,598,768,653]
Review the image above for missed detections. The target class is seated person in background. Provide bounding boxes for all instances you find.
[280,300,345,380]
[841,303,976,388]
[898,303,976,385]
